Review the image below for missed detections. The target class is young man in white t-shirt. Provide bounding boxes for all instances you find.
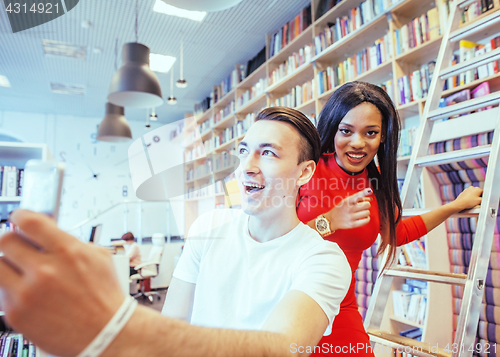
[0,107,350,357]
[162,107,351,342]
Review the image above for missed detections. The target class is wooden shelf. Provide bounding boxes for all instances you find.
[314,0,361,31]
[390,0,436,21]
[397,155,411,162]
[238,62,267,90]
[213,88,236,111]
[213,114,236,131]
[267,62,314,95]
[200,128,212,141]
[390,315,424,329]
[213,138,237,153]
[196,109,212,124]
[295,98,316,114]
[235,92,267,114]
[268,26,313,66]
[317,61,393,102]
[441,72,500,98]
[215,165,237,176]
[395,36,443,65]
[313,13,389,64]
[194,172,213,182]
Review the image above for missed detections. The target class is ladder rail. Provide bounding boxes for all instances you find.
[453,108,500,352]
[364,2,500,355]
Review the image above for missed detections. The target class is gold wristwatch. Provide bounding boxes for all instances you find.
[315,214,333,237]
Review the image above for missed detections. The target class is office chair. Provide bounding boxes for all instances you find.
[130,233,165,303]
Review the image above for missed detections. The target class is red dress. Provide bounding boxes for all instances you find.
[297,153,427,356]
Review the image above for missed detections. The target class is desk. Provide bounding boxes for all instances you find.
[112,254,129,295]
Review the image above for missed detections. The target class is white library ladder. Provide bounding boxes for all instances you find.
[363,2,500,357]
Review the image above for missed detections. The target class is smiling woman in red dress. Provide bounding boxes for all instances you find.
[297,81,483,356]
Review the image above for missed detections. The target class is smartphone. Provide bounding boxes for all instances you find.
[20,160,65,222]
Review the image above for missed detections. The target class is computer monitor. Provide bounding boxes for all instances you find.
[89,224,102,244]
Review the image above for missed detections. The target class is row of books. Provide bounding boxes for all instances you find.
[392,290,427,324]
[186,178,214,199]
[461,0,496,24]
[214,101,235,125]
[184,142,205,162]
[314,0,397,56]
[439,82,494,121]
[212,65,246,104]
[214,150,238,172]
[268,4,312,58]
[396,61,435,105]
[236,78,266,109]
[398,126,417,157]
[0,332,39,357]
[268,44,314,87]
[0,166,24,197]
[194,159,212,180]
[316,33,392,96]
[269,79,315,109]
[398,240,427,269]
[393,7,441,56]
[457,38,500,87]
[194,97,211,117]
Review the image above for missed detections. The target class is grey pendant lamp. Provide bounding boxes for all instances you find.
[97,102,133,142]
[167,65,177,105]
[176,38,187,88]
[108,0,163,108]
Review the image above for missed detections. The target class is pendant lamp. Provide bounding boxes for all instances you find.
[161,0,244,12]
[176,39,187,88]
[97,103,133,142]
[167,66,177,105]
[108,0,163,108]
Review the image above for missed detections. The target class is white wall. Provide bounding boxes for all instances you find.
[0,110,185,243]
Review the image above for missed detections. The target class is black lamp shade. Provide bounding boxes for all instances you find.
[97,103,133,142]
[108,43,164,108]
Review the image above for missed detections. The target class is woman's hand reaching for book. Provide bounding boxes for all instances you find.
[450,186,483,212]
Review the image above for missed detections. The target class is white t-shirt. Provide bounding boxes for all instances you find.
[173,209,350,334]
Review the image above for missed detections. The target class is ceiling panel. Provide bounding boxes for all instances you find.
[0,0,311,123]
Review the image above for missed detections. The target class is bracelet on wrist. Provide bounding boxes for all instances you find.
[77,295,138,357]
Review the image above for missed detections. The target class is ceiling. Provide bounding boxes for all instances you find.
[0,0,311,125]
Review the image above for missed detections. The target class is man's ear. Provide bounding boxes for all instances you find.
[297,160,316,187]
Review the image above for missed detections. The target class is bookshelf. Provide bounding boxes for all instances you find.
[185,0,500,352]
[0,142,51,222]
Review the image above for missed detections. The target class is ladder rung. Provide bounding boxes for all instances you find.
[368,329,451,357]
[403,207,480,217]
[449,10,500,42]
[458,0,477,7]
[428,92,500,121]
[415,145,491,167]
[385,266,467,285]
[439,47,500,79]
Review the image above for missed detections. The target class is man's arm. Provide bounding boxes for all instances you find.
[161,277,195,322]
[105,290,327,357]
[0,210,331,357]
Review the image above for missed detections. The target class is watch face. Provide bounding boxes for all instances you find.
[316,218,328,232]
